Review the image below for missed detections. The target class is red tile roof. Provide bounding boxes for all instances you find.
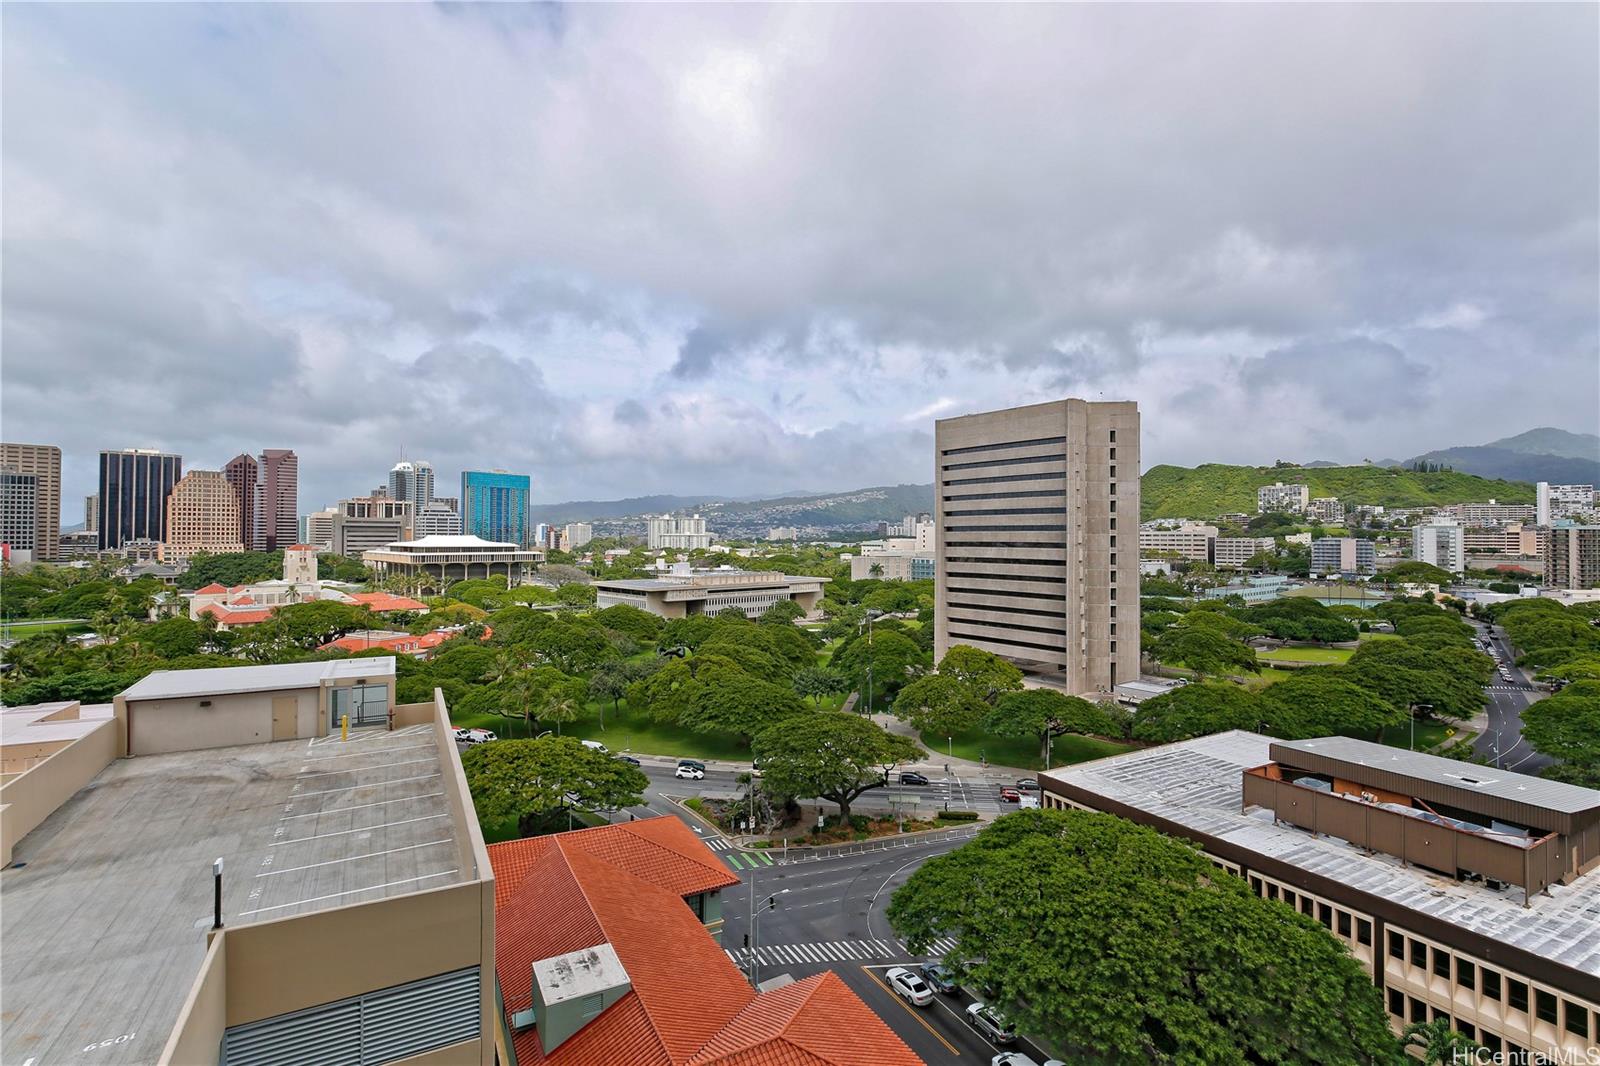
[489,818,922,1066]
[285,544,318,551]
[318,626,493,656]
[347,591,429,612]
[197,605,275,625]
[195,583,228,594]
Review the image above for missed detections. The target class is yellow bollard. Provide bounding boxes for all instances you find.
[341,714,349,741]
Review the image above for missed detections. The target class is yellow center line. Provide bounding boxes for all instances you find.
[861,965,961,1057]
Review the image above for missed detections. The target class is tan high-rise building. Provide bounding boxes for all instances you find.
[161,470,244,563]
[0,443,62,560]
[934,398,1139,693]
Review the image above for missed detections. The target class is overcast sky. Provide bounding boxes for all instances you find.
[4,4,1597,517]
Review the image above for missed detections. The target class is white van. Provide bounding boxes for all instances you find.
[1018,795,1040,810]
[580,739,609,754]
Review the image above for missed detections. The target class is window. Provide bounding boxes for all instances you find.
[1110,465,1117,479]
[1110,606,1117,618]
[1109,534,1116,547]
[1337,912,1351,938]
[1109,430,1116,442]
[1566,1002,1590,1039]
[1457,959,1474,990]
[1431,1006,1450,1024]
[1432,948,1451,979]
[1250,876,1263,895]
[1109,517,1116,530]
[1318,902,1333,929]
[1110,553,1117,566]
[1535,989,1557,1025]
[1482,969,1501,1002]
[1110,641,1117,654]
[1266,883,1278,901]
[687,893,705,920]
[1109,447,1116,460]
[1109,482,1116,495]
[1457,1022,1475,1043]
[1109,500,1116,512]
[1282,889,1296,908]
[1508,978,1528,1013]
[1356,919,1372,946]
[1480,1033,1501,1054]
[1388,989,1404,1018]
[1410,939,1427,967]
[1410,998,1427,1024]
[1388,932,1404,960]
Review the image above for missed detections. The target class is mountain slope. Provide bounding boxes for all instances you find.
[1482,427,1600,460]
[1402,426,1599,485]
[1140,464,1535,520]
[529,494,734,524]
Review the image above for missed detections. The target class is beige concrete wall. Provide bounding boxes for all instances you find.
[127,688,319,756]
[0,739,73,775]
[393,701,438,727]
[159,932,227,1066]
[0,717,121,865]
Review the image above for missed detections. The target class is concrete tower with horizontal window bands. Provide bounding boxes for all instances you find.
[933,398,1139,694]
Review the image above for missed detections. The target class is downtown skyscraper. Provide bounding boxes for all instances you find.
[97,448,183,550]
[460,470,530,545]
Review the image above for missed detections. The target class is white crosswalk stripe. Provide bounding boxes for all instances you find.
[695,835,731,851]
[730,937,960,966]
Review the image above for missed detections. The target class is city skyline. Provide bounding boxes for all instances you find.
[3,4,1595,512]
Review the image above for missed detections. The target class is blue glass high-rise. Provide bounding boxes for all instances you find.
[460,470,531,546]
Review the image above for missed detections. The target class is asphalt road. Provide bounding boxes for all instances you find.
[1469,621,1552,774]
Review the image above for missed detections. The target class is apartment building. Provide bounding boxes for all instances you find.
[1138,522,1217,562]
[849,551,936,581]
[0,470,38,561]
[1464,524,1545,557]
[1257,482,1309,514]
[1308,497,1346,523]
[1438,501,1537,527]
[1214,536,1277,569]
[1309,536,1376,575]
[1042,733,1600,1061]
[1538,483,1598,525]
[1412,519,1466,573]
[647,513,713,550]
[1545,523,1600,590]
[161,470,245,563]
[0,442,61,560]
[332,496,414,556]
[461,470,530,545]
[0,661,494,1066]
[564,522,593,549]
[304,507,337,550]
[414,502,464,538]
[933,398,1139,693]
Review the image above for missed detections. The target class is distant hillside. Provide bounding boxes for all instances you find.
[700,484,935,527]
[1140,464,1535,520]
[1404,426,1599,485]
[530,494,734,524]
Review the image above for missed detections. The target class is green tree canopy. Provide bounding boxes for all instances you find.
[1521,682,1600,768]
[1343,637,1486,721]
[988,689,1125,761]
[753,712,923,821]
[1256,669,1407,739]
[1151,625,1259,680]
[792,665,846,705]
[935,645,1025,704]
[1132,683,1264,743]
[832,629,928,710]
[892,674,987,737]
[462,736,648,837]
[627,654,804,744]
[594,603,665,641]
[886,809,1401,1065]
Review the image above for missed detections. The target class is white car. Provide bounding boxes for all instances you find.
[674,763,705,780]
[885,967,933,1007]
[580,739,610,754]
[992,1054,1064,1066]
[453,728,496,745]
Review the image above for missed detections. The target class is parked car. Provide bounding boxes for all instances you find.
[617,755,642,766]
[919,961,958,994]
[580,739,610,754]
[991,1053,1042,1066]
[885,967,934,1007]
[1018,795,1040,810]
[965,1002,1016,1045]
[453,727,496,745]
[899,771,930,786]
[999,787,1021,803]
[1014,778,1039,792]
[675,760,706,780]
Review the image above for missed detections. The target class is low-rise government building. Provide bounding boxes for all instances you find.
[594,563,824,619]
[1042,733,1600,1060]
[364,534,544,591]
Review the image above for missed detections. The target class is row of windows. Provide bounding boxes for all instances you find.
[940,435,1066,457]
[949,615,1066,637]
[946,584,1064,602]
[945,524,1068,532]
[942,471,1068,488]
[944,556,1067,568]
[947,600,1065,620]
[940,454,1065,473]
[945,571,1066,584]
[1385,992,1570,1061]
[1250,875,1373,949]
[1386,933,1591,1038]
[942,490,1067,503]
[944,508,1066,518]
[947,629,1065,655]
[944,540,1077,550]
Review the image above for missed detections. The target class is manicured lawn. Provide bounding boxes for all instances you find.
[1239,667,1295,691]
[1256,646,1354,665]
[1368,720,1456,752]
[0,618,89,639]
[920,728,1134,773]
[448,698,756,762]
[1357,631,1399,642]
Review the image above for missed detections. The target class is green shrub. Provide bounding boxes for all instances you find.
[684,797,705,813]
[937,810,980,822]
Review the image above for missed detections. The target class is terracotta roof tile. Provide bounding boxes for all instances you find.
[348,591,429,612]
[195,583,227,594]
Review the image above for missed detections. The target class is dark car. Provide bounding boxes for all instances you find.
[919,961,958,994]
[617,755,642,766]
[899,771,930,786]
[1014,778,1039,792]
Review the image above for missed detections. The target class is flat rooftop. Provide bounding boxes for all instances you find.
[119,656,397,701]
[1041,731,1600,980]
[1,701,115,745]
[1,724,465,1066]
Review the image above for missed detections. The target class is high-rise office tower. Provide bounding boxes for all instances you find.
[1,470,39,559]
[98,448,183,550]
[1545,522,1600,590]
[388,461,435,508]
[162,470,244,563]
[84,494,99,533]
[461,470,531,545]
[933,398,1139,693]
[224,453,258,547]
[0,442,62,560]
[253,449,298,552]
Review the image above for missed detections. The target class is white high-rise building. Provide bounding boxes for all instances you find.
[646,514,712,550]
[1411,518,1465,573]
[564,523,594,550]
[1537,482,1596,525]
[1257,482,1310,514]
[388,461,435,508]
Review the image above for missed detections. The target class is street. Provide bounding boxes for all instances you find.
[1469,620,1552,773]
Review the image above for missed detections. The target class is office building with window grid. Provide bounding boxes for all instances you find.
[98,448,183,550]
[460,470,530,546]
[933,398,1139,693]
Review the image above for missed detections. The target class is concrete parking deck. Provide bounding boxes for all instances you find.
[0,724,465,1066]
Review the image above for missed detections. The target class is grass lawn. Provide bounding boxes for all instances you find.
[1367,720,1456,752]
[1255,646,1354,665]
[448,697,757,763]
[1239,667,1295,691]
[921,728,1134,772]
[479,808,610,844]
[0,618,89,639]
[1357,631,1400,642]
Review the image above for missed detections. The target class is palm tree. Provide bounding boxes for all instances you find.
[1403,1019,1477,1065]
[538,694,581,737]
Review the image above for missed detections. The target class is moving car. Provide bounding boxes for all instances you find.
[675,759,706,780]
[1014,778,1039,792]
[581,739,610,754]
[899,771,930,786]
[919,961,958,994]
[885,967,934,1007]
[965,1002,1017,1044]
[617,754,642,766]
[999,787,1021,803]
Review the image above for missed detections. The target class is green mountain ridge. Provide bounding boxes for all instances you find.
[1140,464,1535,521]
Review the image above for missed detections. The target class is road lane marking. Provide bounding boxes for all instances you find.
[861,965,962,1057]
